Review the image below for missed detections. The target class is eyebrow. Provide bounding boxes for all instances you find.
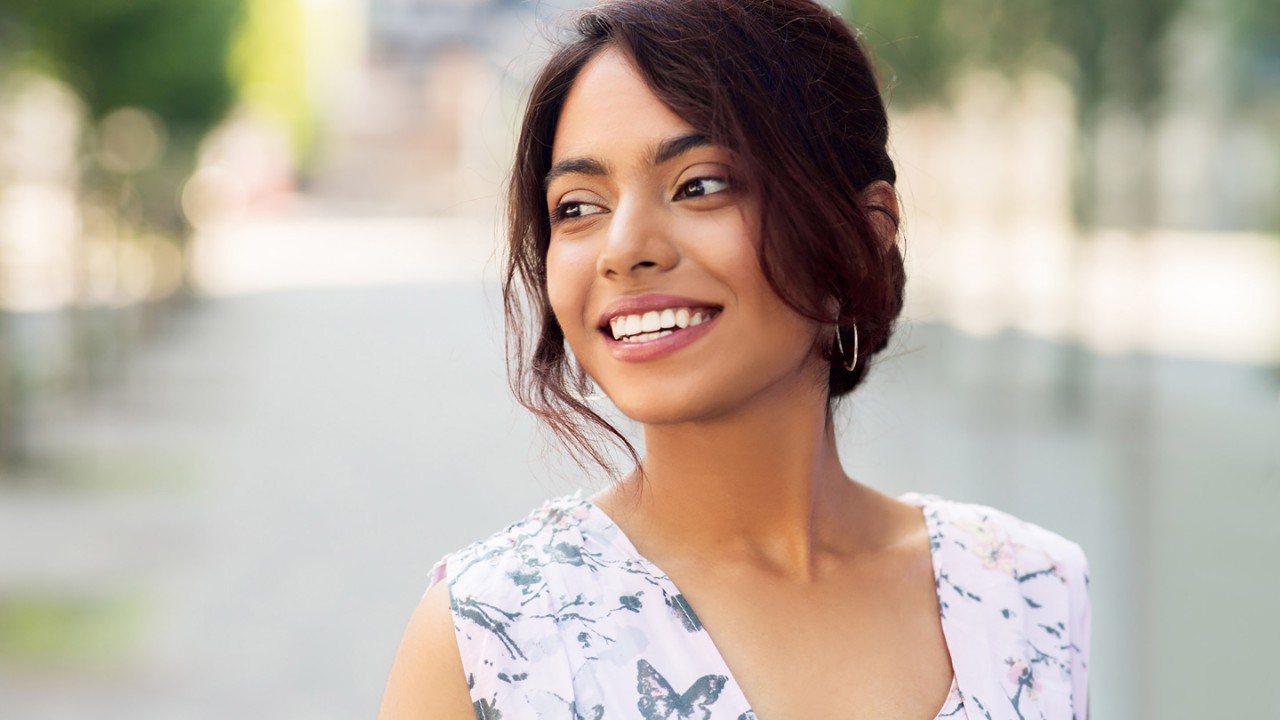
[543,157,606,191]
[652,132,711,166]
[543,132,712,191]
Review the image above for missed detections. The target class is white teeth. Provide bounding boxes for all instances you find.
[607,307,719,341]
[627,329,674,343]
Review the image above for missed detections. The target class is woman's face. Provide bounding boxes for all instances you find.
[544,48,825,426]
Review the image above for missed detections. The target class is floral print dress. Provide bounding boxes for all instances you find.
[428,492,1089,719]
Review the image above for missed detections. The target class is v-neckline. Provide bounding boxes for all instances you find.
[570,490,962,719]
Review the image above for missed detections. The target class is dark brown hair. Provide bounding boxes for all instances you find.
[504,0,905,479]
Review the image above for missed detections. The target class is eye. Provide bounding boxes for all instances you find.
[551,200,607,223]
[674,177,731,200]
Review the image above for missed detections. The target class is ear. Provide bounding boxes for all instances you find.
[861,180,900,254]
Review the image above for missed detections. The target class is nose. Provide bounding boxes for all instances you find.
[596,195,679,279]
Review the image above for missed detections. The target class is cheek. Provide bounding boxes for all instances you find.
[544,245,593,340]
[709,230,819,355]
[684,210,757,278]
[700,225,772,313]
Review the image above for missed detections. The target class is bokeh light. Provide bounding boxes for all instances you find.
[96,107,166,175]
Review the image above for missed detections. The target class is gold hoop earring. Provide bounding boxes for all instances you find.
[833,324,858,372]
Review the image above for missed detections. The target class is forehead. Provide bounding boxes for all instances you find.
[551,47,697,165]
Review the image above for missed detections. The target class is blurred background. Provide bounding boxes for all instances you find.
[0,0,1275,717]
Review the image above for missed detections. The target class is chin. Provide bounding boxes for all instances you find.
[604,385,736,427]
[609,396,691,426]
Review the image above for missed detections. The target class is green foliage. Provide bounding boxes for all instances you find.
[0,594,144,668]
[1,0,243,136]
[1049,0,1185,120]
[0,0,247,235]
[845,0,1185,118]
[1226,0,1280,108]
[847,0,1054,106]
[842,0,956,106]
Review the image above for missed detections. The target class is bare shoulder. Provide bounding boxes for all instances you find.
[377,580,475,720]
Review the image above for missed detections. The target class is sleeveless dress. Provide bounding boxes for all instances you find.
[428,492,1089,719]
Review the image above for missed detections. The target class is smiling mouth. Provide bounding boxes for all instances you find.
[600,306,722,342]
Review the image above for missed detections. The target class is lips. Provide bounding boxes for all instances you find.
[600,306,722,362]
[596,293,723,330]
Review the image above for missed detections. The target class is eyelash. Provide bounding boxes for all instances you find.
[674,176,731,200]
[550,201,602,223]
[550,176,731,224]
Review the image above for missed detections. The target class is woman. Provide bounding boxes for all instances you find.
[380,1,1090,718]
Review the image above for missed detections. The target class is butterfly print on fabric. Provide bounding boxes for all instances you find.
[636,659,727,719]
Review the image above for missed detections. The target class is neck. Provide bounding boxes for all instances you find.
[599,373,865,579]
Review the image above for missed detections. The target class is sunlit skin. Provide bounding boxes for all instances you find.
[542,48,955,719]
